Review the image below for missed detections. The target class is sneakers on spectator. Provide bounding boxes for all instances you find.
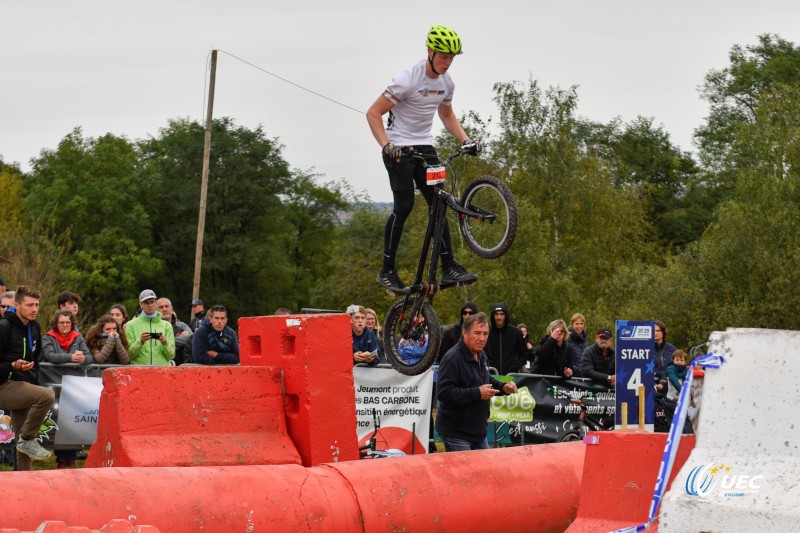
[441,263,478,286]
[16,438,52,461]
[376,268,410,295]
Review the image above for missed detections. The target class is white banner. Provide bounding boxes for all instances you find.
[54,375,103,446]
[353,367,434,455]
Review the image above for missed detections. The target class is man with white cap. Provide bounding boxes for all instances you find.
[126,289,175,365]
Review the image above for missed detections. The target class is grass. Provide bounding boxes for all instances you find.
[0,450,87,472]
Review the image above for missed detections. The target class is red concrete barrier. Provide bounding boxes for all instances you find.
[85,365,301,468]
[238,313,359,465]
[0,443,585,532]
[565,430,696,532]
[329,442,586,533]
[0,519,160,532]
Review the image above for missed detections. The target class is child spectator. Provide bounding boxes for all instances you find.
[666,349,689,400]
[85,315,130,364]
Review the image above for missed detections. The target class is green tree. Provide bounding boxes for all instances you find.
[140,117,349,319]
[22,129,161,319]
[604,83,800,348]
[696,34,800,175]
[488,78,658,318]
[582,117,706,248]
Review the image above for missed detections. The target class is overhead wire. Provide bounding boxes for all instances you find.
[202,49,366,117]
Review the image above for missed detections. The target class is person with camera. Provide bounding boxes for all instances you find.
[367,24,480,294]
[125,289,175,365]
[436,312,518,451]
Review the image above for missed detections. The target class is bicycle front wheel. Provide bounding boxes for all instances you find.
[383,299,441,376]
[458,175,518,259]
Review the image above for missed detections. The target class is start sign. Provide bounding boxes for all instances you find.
[615,320,655,431]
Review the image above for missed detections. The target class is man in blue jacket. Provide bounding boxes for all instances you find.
[435,312,518,451]
[192,305,239,365]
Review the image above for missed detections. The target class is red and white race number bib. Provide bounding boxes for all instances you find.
[426,166,446,185]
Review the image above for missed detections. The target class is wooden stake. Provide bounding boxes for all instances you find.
[621,403,628,429]
[638,385,645,429]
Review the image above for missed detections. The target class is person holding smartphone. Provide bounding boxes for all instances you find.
[0,285,57,469]
[349,305,381,367]
[125,289,175,365]
[436,312,518,451]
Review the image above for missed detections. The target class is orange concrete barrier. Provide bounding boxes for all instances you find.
[1,443,584,532]
[238,313,359,465]
[85,365,301,468]
[565,430,696,532]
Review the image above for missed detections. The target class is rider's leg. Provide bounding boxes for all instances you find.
[377,152,419,292]
[382,189,415,270]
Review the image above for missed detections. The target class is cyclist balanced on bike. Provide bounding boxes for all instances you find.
[367,24,481,295]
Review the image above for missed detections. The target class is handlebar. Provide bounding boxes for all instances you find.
[399,143,479,168]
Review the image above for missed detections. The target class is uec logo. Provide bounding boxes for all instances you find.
[686,463,763,497]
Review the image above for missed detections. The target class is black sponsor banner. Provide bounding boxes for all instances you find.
[488,374,615,445]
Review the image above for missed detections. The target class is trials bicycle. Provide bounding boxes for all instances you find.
[382,144,518,376]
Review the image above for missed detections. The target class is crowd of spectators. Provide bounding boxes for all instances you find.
[1,278,699,467]
[349,298,700,395]
[0,283,247,469]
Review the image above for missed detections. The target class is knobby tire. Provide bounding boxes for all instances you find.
[383,299,441,376]
[458,175,518,259]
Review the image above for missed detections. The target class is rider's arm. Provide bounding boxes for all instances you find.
[437,101,469,144]
[366,94,395,148]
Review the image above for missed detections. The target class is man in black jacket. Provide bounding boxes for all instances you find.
[435,312,517,451]
[190,299,206,331]
[486,302,526,375]
[437,301,478,362]
[0,285,56,469]
[581,327,616,387]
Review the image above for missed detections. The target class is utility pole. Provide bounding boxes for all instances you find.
[193,49,217,302]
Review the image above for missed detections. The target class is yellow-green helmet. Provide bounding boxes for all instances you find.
[426,25,462,55]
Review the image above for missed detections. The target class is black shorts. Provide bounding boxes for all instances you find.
[382,145,441,192]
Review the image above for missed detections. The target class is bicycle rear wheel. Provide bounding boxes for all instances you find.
[458,175,518,259]
[383,298,441,376]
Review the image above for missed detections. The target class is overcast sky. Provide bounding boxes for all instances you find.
[2,1,799,202]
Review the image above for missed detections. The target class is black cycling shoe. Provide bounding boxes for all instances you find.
[441,263,478,285]
[377,268,410,295]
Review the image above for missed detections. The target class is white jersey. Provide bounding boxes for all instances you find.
[383,60,455,146]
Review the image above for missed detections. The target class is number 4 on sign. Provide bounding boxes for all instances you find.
[627,368,642,391]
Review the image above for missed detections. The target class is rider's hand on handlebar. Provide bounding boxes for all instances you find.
[462,138,483,156]
[383,142,403,161]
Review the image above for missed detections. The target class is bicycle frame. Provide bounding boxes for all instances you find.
[401,148,490,296]
[393,148,481,335]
